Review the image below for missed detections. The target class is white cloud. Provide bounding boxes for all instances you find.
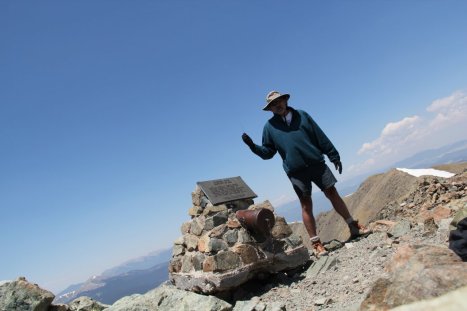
[354,90,467,175]
[427,90,467,129]
[382,116,420,136]
[358,116,422,156]
[427,90,466,112]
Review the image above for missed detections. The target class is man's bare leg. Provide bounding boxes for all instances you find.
[299,195,328,256]
[299,195,317,237]
[323,186,351,220]
[324,185,370,237]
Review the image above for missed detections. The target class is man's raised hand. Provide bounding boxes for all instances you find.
[242,133,255,148]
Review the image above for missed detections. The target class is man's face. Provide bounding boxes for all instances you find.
[269,98,288,116]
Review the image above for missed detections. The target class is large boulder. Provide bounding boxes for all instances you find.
[389,285,467,311]
[0,277,55,311]
[360,244,467,310]
[106,284,232,311]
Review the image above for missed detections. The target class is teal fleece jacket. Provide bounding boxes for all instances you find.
[250,107,340,174]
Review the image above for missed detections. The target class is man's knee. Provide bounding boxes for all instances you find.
[299,195,312,210]
[299,194,311,203]
[324,186,338,199]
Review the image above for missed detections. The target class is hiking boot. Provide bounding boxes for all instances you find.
[348,220,371,238]
[311,239,329,258]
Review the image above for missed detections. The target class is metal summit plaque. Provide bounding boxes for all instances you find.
[197,176,257,205]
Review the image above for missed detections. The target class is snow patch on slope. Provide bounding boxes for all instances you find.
[396,168,455,178]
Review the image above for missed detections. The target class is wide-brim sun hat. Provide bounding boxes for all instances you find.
[263,91,290,111]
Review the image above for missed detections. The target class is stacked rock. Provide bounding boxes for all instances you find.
[169,185,309,294]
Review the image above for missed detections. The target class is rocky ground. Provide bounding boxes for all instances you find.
[231,220,457,311]
[231,233,393,311]
[226,171,467,311]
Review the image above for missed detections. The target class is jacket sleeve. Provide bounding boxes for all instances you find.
[305,112,340,162]
[249,124,277,160]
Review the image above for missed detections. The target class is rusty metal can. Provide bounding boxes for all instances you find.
[235,208,275,241]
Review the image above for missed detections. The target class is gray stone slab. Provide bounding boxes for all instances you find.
[197,177,257,205]
[306,256,339,278]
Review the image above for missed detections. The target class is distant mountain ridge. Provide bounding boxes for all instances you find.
[75,262,169,305]
[100,248,172,278]
[55,248,172,304]
[392,139,467,169]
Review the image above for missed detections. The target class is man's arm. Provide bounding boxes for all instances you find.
[242,130,276,160]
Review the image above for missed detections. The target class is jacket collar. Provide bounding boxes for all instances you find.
[269,106,300,129]
[271,106,297,121]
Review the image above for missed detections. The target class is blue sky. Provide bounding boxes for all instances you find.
[1,1,466,293]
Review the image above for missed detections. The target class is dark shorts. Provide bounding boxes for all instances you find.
[287,163,337,198]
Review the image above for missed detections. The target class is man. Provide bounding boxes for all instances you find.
[242,91,369,257]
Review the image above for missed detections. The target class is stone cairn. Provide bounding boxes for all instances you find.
[169,185,310,294]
